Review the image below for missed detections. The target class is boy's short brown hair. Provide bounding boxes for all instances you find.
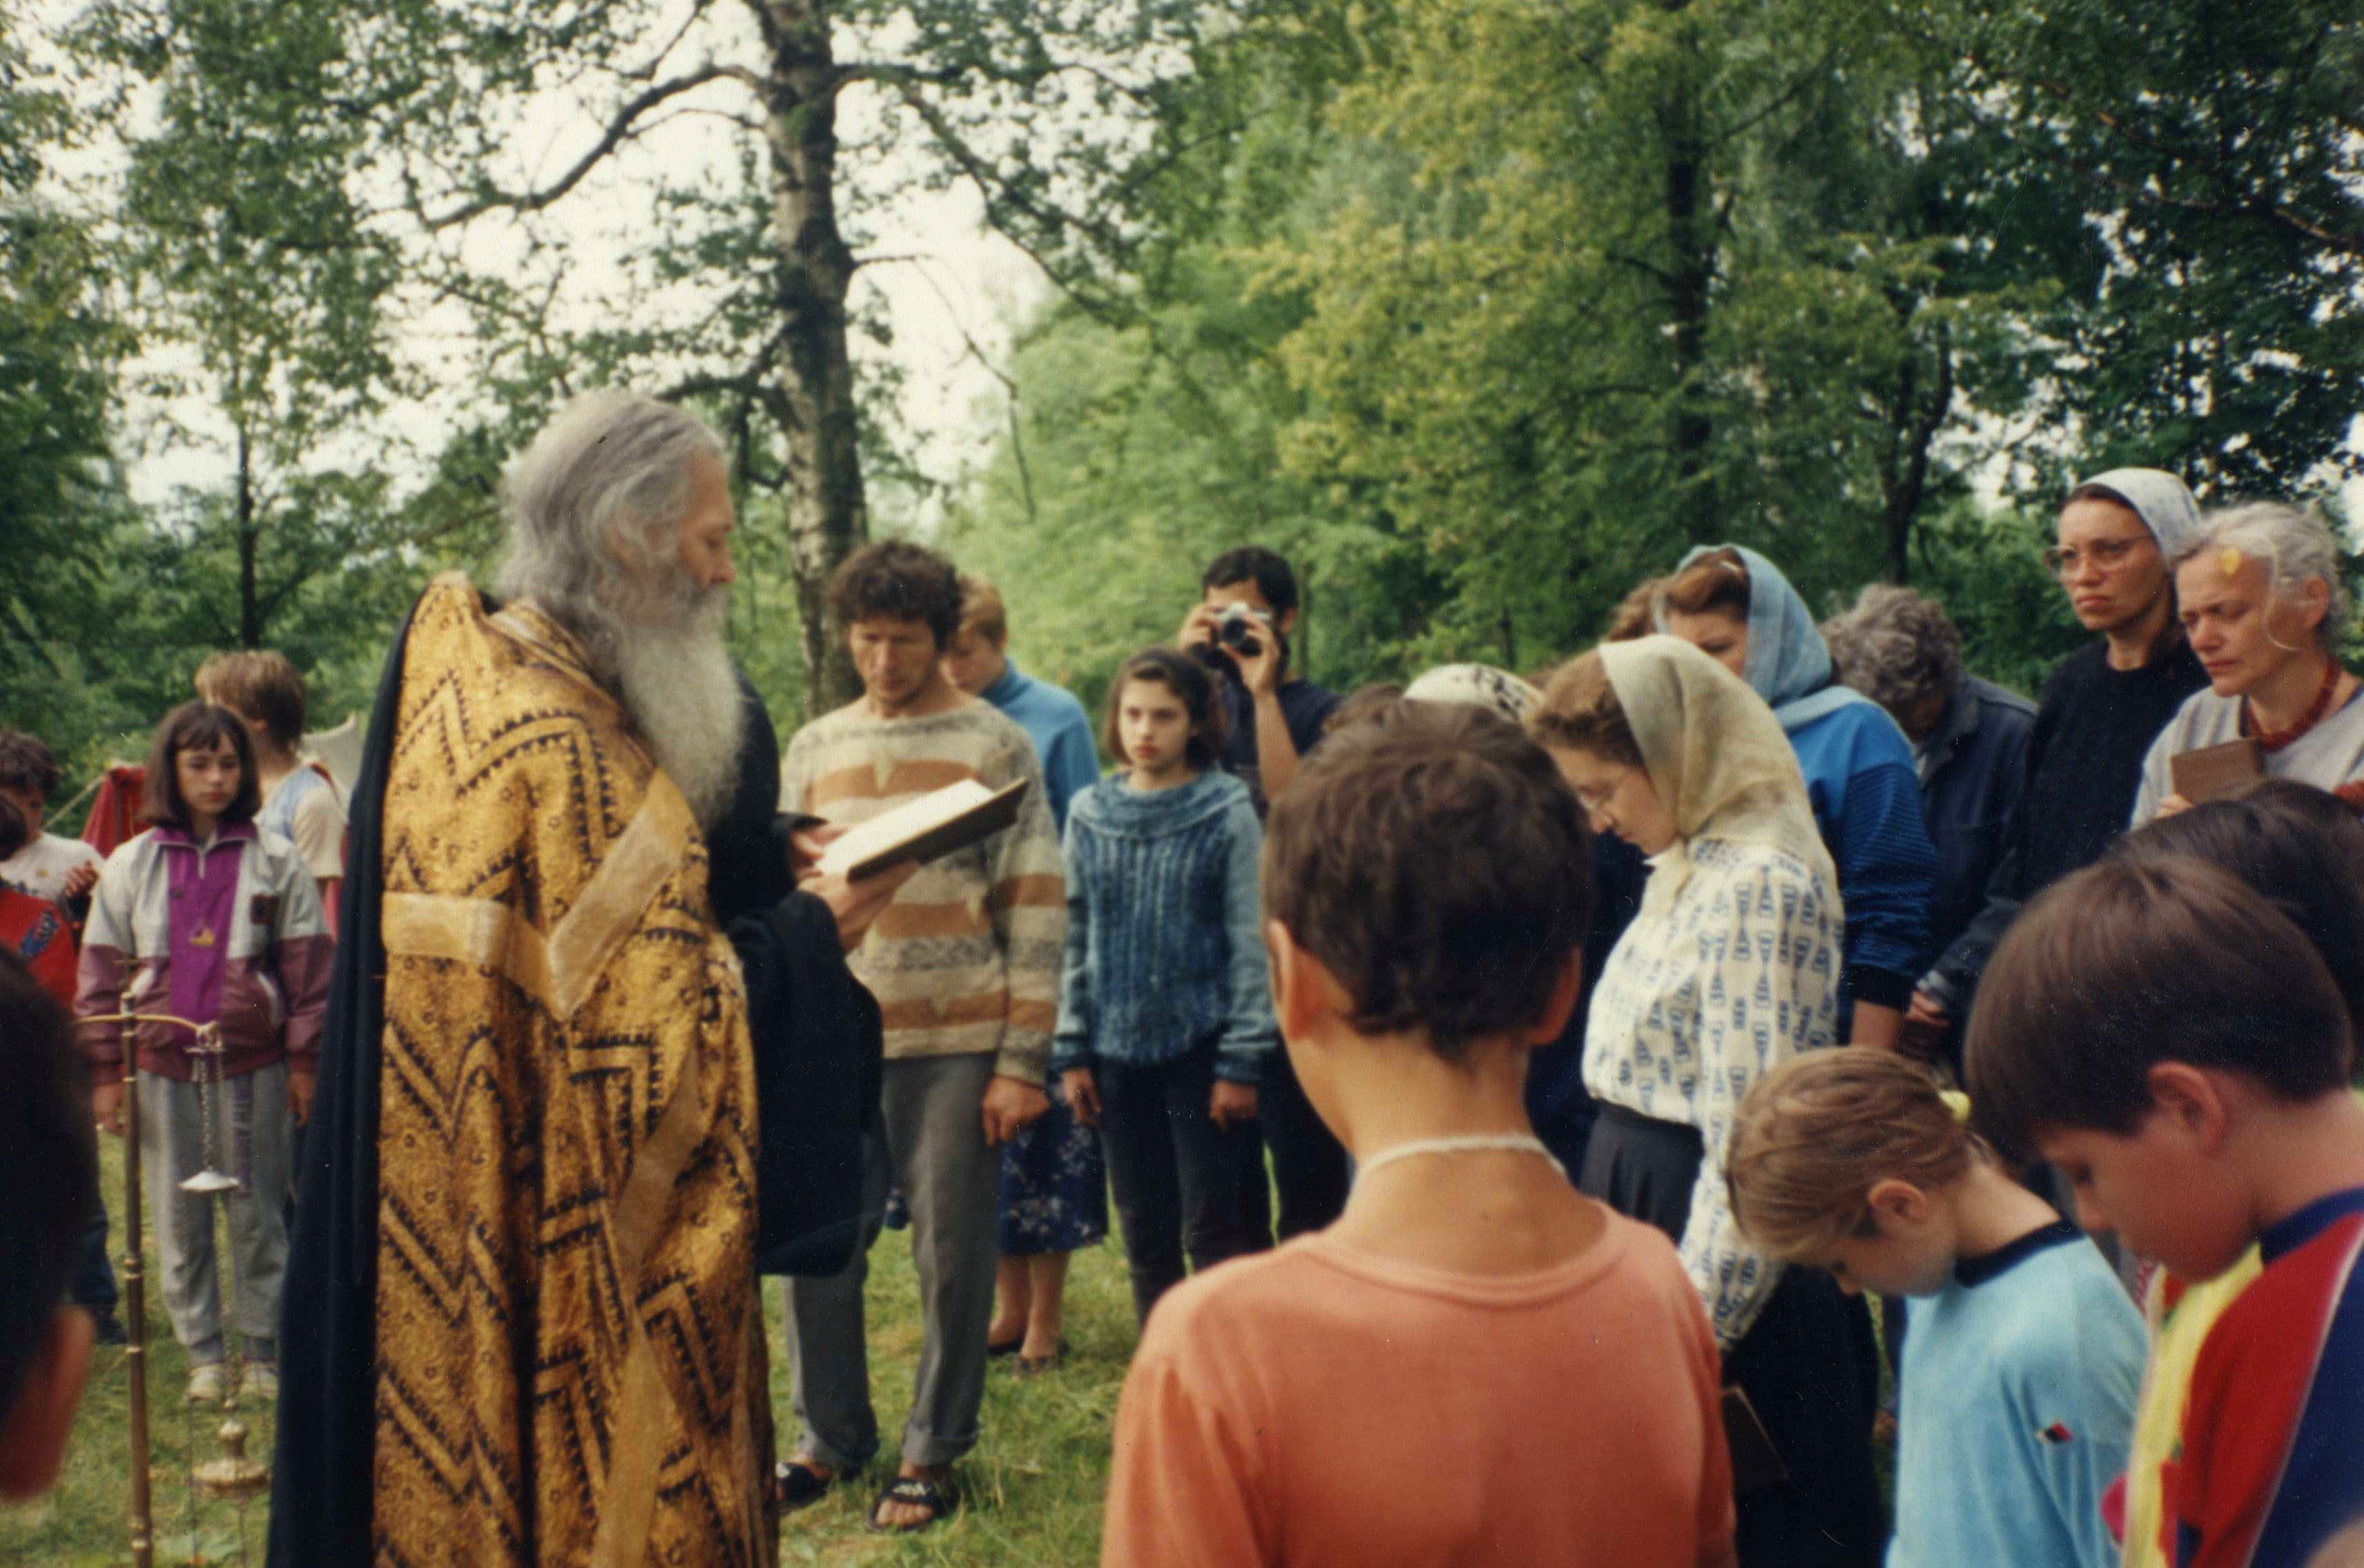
[2112,780,2364,1032]
[194,650,308,751]
[0,733,61,802]
[140,704,262,831]
[956,574,1009,646]
[1965,856,2354,1160]
[1262,703,1592,1061]
[827,541,965,649]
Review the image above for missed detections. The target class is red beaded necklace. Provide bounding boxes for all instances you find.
[2243,657,2345,753]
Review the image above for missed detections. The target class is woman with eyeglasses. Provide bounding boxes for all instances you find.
[1906,468,2208,1052]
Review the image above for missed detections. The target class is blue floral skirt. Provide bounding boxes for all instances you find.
[998,1078,1109,1254]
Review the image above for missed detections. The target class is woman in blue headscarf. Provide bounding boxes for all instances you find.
[1656,545,1937,1049]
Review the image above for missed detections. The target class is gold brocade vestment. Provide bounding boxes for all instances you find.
[369,577,774,1567]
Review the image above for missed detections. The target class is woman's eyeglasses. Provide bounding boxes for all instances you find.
[2043,536,2151,576]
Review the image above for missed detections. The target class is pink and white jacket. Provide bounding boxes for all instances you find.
[75,821,332,1081]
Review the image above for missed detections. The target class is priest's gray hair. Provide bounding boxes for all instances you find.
[497,391,724,612]
[2168,501,2352,651]
[1821,584,1963,719]
[494,390,744,827]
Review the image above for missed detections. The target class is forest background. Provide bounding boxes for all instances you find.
[5,0,2362,786]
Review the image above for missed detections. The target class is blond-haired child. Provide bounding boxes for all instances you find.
[1730,1049,2144,1568]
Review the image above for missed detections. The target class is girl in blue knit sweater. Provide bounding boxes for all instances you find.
[1054,648,1278,1325]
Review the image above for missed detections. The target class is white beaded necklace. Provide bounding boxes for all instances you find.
[1353,1134,1567,1185]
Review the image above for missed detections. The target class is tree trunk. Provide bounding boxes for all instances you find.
[753,0,868,713]
[1660,72,1716,543]
[1881,327,1953,585]
[235,417,261,648]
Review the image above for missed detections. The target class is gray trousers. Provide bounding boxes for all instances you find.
[139,1063,290,1365]
[784,1053,1000,1470]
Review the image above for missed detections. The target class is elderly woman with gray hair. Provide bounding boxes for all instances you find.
[1823,587,2035,1069]
[2135,501,2364,822]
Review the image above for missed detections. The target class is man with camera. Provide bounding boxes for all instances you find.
[1176,548,1344,817]
[1176,546,1348,1238]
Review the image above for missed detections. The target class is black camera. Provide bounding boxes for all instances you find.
[1216,604,1270,656]
[1192,604,1274,676]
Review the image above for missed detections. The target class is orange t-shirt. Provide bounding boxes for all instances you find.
[1101,1210,1735,1567]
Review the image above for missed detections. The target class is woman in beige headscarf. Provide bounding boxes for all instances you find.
[1531,637,1881,1568]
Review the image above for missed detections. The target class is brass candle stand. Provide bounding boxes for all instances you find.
[87,1009,273,1568]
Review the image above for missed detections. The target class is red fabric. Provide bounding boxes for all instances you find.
[2176,1201,2364,1567]
[79,766,146,857]
[0,889,77,1010]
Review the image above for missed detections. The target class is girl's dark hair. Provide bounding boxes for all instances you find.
[1104,648,1228,771]
[2111,780,2364,1032]
[141,703,260,830]
[0,731,61,802]
[0,797,26,862]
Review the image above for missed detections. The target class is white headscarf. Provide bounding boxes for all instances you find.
[1599,636,1835,913]
[2075,467,2203,558]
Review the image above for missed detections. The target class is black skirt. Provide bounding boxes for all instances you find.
[1583,1104,1885,1568]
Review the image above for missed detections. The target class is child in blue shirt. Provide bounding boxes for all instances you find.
[1730,1049,2144,1568]
[1054,648,1277,1325]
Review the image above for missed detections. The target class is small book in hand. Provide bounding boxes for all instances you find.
[2169,738,2263,805]
[814,778,1031,882]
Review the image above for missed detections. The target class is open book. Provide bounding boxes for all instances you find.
[813,778,1031,882]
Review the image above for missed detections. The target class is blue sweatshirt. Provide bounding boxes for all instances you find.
[980,659,1101,829]
[1890,1221,2145,1568]
[1049,770,1277,1084]
[1676,543,1937,1008]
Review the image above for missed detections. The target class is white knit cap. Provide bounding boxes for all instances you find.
[1403,664,1543,726]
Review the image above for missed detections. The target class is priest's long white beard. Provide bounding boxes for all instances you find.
[554,564,746,829]
[614,585,744,829]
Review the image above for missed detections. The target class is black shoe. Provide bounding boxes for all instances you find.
[774,1458,856,1513]
[90,1311,128,1346]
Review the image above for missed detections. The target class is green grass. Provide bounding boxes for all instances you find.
[3,1136,1135,1567]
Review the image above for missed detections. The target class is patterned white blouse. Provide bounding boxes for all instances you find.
[1584,835,1843,1346]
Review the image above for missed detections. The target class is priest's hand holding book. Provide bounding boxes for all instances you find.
[788,820,918,954]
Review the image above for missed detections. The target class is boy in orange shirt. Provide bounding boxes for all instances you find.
[1099,703,1735,1568]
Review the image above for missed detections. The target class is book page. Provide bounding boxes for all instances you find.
[814,779,997,878]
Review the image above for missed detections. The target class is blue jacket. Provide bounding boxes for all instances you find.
[1917,677,2037,964]
[1678,544,1939,1006]
[980,660,1101,830]
[1050,771,1277,1084]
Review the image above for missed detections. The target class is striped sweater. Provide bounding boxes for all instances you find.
[781,698,1065,1084]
